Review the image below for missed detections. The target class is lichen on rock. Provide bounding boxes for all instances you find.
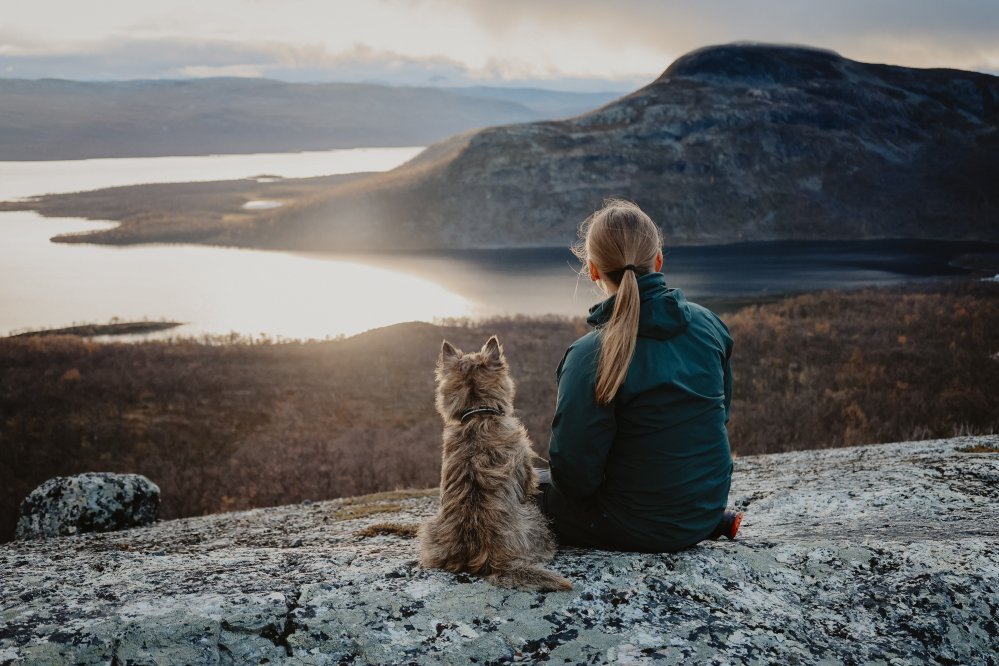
[1,436,997,664]
[15,472,160,541]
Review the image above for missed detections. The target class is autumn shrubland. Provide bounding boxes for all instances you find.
[2,279,997,542]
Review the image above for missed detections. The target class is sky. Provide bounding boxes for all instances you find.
[1,0,997,91]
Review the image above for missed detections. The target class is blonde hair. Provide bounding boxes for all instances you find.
[573,199,664,405]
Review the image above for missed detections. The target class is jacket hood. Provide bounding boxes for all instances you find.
[586,272,691,340]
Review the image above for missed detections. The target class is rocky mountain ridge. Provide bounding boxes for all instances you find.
[253,43,999,251]
[2,435,997,664]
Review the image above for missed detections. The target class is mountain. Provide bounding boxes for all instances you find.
[0,78,612,160]
[256,43,999,251]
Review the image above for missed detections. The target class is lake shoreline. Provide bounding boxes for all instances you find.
[5,276,988,344]
[0,172,373,247]
[0,294,789,342]
[7,321,183,339]
[5,173,999,252]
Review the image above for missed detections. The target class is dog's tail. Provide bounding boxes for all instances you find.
[487,566,572,592]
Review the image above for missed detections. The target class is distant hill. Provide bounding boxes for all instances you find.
[447,86,625,119]
[0,78,617,160]
[254,43,999,251]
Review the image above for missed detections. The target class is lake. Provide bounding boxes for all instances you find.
[0,149,990,340]
[0,147,425,201]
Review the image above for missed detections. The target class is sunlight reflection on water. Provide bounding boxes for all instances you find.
[0,213,474,340]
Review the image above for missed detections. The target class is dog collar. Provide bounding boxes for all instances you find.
[459,406,505,423]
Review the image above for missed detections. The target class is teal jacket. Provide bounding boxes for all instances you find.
[548,272,734,552]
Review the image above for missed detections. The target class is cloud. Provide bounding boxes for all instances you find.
[0,36,265,80]
[0,35,639,90]
[2,1,997,86]
[435,0,999,42]
[429,0,999,74]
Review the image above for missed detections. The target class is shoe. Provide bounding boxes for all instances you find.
[710,510,744,540]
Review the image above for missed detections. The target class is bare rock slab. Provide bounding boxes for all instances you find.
[15,472,160,540]
[1,436,997,664]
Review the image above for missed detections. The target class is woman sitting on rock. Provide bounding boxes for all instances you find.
[537,199,742,552]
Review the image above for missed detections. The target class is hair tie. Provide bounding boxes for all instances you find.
[622,264,638,272]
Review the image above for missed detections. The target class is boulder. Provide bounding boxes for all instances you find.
[15,472,160,540]
[0,436,996,664]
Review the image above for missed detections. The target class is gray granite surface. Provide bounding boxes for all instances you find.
[2,436,997,664]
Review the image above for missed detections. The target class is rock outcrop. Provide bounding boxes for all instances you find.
[262,43,999,251]
[1,435,997,664]
[15,473,160,540]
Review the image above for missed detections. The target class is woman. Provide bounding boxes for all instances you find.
[539,199,741,552]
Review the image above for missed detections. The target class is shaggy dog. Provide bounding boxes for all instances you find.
[418,336,571,591]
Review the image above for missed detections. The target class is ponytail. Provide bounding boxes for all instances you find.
[573,199,664,405]
[595,267,641,405]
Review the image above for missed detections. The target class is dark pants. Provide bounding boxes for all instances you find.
[534,468,627,549]
[534,468,722,552]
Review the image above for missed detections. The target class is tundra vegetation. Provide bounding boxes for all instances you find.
[2,279,997,542]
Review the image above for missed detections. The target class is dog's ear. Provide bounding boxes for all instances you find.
[481,336,505,365]
[440,340,461,364]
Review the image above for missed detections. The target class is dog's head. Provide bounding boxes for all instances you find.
[435,336,515,422]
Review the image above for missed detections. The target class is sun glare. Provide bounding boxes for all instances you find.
[0,214,474,340]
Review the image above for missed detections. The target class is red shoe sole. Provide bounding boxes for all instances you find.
[727,511,744,539]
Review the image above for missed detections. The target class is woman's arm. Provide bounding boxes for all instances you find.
[547,337,617,502]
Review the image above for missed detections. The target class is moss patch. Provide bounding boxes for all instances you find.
[957,444,999,453]
[334,488,436,506]
[330,503,402,521]
[326,489,436,521]
[354,522,420,539]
